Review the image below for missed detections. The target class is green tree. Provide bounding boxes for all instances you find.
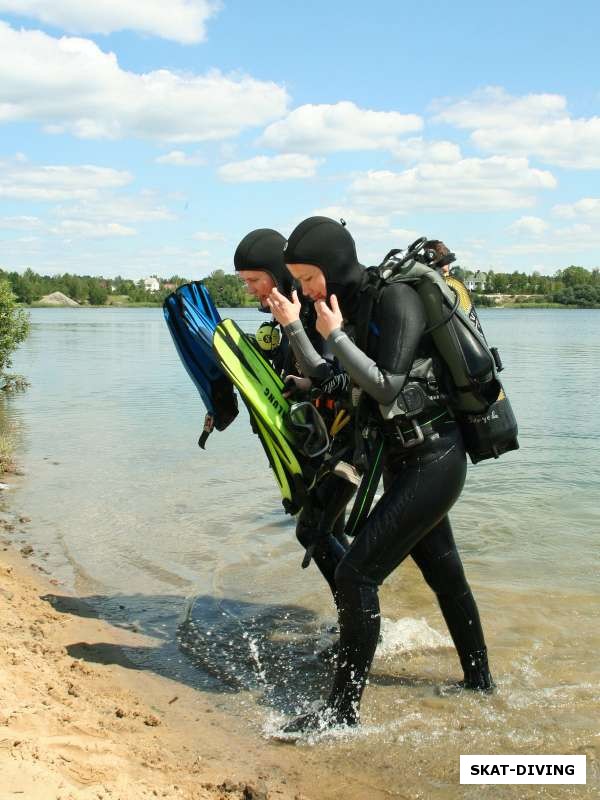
[87,280,109,305]
[204,269,250,307]
[559,266,591,287]
[0,279,30,375]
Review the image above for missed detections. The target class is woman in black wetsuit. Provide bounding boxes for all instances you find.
[268,216,494,734]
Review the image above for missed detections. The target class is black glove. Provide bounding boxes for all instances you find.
[283,374,312,398]
[318,372,350,397]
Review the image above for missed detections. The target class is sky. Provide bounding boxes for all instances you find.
[0,0,599,280]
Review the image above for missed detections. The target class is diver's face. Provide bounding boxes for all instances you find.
[238,270,276,305]
[286,263,327,301]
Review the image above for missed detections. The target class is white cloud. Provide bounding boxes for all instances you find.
[391,138,462,164]
[55,195,176,223]
[0,22,288,142]
[552,198,600,220]
[0,1,221,44]
[0,215,43,230]
[155,150,206,166]
[0,157,131,200]
[389,227,423,244]
[434,86,600,169]
[49,220,136,238]
[433,86,566,129]
[260,101,422,154]
[313,207,389,230]
[313,206,419,241]
[192,230,227,242]
[0,213,136,238]
[218,154,321,183]
[350,156,556,213]
[472,118,600,170]
[495,223,600,256]
[507,216,549,237]
[0,236,221,278]
[487,207,600,264]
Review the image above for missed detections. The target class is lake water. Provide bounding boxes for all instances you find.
[4,307,599,798]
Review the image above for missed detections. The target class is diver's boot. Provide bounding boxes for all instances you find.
[438,648,495,695]
[460,648,495,693]
[282,561,379,736]
[280,691,359,735]
[282,641,366,735]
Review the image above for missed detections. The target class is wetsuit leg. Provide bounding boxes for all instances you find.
[326,431,467,723]
[410,517,493,690]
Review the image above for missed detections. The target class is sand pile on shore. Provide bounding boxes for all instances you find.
[38,291,80,306]
[0,547,305,800]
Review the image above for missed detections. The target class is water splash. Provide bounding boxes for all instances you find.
[376,617,452,658]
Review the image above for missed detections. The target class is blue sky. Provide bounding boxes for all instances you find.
[1,1,599,280]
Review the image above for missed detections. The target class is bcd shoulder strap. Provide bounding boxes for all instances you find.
[354,266,385,353]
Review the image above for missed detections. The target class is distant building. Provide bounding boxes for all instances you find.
[162,282,177,291]
[465,270,488,292]
[143,277,160,293]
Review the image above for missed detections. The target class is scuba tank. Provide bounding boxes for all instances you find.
[377,238,519,463]
[444,274,519,463]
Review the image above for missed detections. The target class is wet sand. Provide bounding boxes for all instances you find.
[0,537,314,800]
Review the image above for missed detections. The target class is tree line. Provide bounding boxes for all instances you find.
[454,265,600,307]
[1,264,600,308]
[0,268,254,307]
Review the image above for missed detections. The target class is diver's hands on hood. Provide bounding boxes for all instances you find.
[267,288,301,326]
[315,295,343,339]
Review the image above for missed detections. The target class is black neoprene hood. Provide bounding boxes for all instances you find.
[284,216,365,315]
[234,228,293,297]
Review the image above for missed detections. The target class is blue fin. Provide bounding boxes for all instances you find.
[163,282,238,431]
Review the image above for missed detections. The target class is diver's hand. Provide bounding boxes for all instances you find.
[319,371,350,397]
[315,295,343,339]
[267,288,301,326]
[283,374,312,398]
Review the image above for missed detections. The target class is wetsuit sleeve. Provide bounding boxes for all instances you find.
[284,319,333,382]
[328,283,426,405]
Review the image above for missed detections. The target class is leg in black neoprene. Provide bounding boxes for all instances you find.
[283,432,468,734]
[411,519,493,691]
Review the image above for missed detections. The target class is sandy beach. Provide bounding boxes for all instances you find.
[0,516,315,800]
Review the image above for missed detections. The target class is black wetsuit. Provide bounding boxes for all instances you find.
[326,282,491,720]
[281,216,492,731]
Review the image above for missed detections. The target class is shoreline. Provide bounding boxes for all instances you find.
[0,487,315,800]
[24,302,600,310]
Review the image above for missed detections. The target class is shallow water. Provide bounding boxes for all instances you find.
[4,307,599,797]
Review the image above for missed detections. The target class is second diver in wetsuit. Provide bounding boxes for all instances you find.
[234,228,356,604]
[268,216,494,734]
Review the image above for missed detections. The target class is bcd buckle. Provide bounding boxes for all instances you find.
[397,418,425,448]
